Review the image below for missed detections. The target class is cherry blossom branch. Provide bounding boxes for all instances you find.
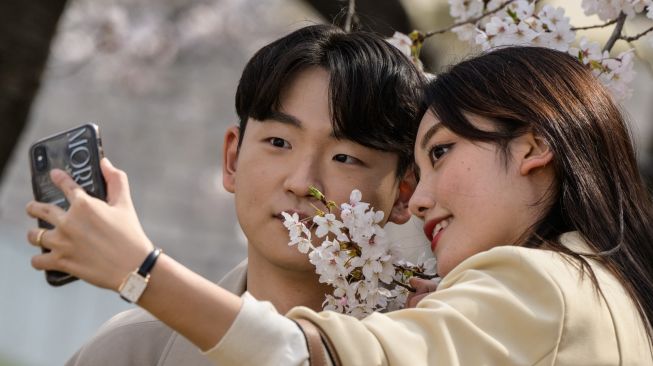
[412,271,438,280]
[393,279,416,292]
[621,25,653,43]
[571,18,618,31]
[344,0,356,32]
[603,12,627,52]
[394,264,438,279]
[423,0,518,38]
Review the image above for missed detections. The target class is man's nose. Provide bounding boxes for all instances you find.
[283,158,324,198]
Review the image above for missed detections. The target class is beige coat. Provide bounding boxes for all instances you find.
[66,260,247,366]
[208,232,653,365]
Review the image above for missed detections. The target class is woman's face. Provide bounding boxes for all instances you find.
[408,112,554,277]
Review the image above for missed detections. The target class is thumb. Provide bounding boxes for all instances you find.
[101,158,132,207]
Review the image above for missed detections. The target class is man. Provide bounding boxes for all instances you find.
[65,23,423,365]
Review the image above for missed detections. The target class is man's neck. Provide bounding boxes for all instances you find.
[246,249,331,314]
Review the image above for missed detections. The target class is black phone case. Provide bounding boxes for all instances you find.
[29,123,107,286]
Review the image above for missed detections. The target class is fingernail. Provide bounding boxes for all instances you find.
[50,169,65,180]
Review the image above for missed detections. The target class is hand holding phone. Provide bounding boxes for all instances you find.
[29,123,107,286]
[27,129,154,291]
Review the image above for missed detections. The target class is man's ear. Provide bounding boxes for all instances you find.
[388,171,416,225]
[222,126,240,193]
[517,132,553,176]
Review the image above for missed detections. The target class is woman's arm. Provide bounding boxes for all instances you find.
[26,158,241,350]
[137,253,241,350]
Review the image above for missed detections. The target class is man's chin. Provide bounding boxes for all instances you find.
[248,240,315,270]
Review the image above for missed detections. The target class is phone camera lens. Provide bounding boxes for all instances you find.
[34,146,48,171]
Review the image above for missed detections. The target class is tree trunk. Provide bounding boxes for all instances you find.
[0,0,68,181]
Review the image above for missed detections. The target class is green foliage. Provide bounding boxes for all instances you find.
[0,353,25,366]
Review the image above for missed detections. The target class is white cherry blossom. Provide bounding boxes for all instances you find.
[283,189,437,318]
[449,0,484,22]
[546,26,576,51]
[508,0,535,20]
[313,213,346,240]
[539,5,570,31]
[452,23,478,42]
[569,37,603,64]
[386,31,412,58]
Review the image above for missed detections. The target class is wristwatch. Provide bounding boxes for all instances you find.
[119,248,162,303]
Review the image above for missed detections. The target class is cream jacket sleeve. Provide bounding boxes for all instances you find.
[203,292,310,365]
[206,237,651,365]
[206,245,567,365]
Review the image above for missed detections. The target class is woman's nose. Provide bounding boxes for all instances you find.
[408,183,435,218]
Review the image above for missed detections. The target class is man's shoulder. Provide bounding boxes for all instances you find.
[66,308,176,366]
[67,259,248,366]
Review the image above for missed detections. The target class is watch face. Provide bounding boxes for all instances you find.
[120,272,148,303]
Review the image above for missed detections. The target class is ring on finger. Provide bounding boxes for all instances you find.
[35,228,47,247]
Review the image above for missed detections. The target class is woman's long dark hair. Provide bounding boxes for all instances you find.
[425,46,653,345]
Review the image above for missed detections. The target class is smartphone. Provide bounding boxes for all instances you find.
[29,123,107,286]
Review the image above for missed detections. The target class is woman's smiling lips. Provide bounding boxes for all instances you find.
[423,216,452,251]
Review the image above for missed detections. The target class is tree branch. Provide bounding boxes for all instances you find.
[393,279,416,292]
[620,25,653,42]
[603,12,627,52]
[424,0,517,38]
[572,18,618,31]
[344,0,356,32]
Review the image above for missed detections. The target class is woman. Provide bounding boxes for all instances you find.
[27,46,653,364]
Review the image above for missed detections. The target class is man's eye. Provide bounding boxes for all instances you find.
[268,137,290,149]
[429,143,453,164]
[333,154,360,164]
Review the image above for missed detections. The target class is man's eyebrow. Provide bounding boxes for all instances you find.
[268,111,303,128]
[268,110,338,138]
[420,123,443,150]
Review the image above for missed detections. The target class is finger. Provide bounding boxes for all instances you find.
[50,169,86,203]
[101,158,132,207]
[27,228,52,250]
[406,292,431,308]
[409,277,439,294]
[31,250,60,271]
[26,201,65,227]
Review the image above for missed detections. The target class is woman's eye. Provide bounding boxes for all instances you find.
[333,154,360,164]
[268,137,290,149]
[429,143,453,164]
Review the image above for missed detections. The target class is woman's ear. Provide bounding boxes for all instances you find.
[388,171,416,225]
[222,126,240,193]
[518,132,553,176]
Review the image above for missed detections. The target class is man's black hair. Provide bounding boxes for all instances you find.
[234,24,424,178]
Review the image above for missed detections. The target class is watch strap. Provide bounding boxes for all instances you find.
[137,247,162,277]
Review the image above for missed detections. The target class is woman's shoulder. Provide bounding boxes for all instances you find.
[436,231,608,315]
[443,232,593,285]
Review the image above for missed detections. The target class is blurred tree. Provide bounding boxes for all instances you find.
[303,0,412,35]
[302,0,435,66]
[0,0,67,181]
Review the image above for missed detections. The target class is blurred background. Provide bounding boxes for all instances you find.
[0,0,651,365]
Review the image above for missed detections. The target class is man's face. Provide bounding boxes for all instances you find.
[223,67,409,272]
